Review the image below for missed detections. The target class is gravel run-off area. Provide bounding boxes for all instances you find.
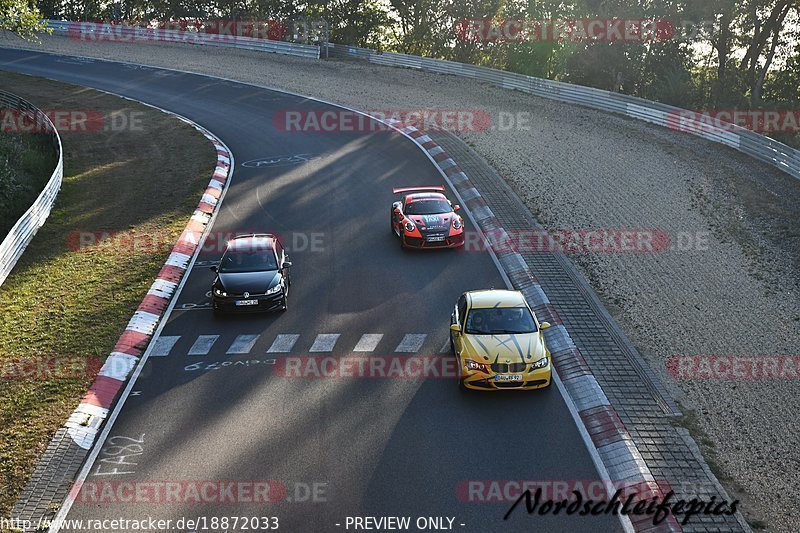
[2,33,799,531]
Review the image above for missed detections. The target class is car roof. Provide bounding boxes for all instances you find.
[467,289,528,309]
[226,234,275,251]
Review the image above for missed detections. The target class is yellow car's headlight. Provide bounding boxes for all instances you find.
[530,357,549,369]
[465,360,490,373]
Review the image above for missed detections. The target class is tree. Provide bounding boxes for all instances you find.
[1,0,50,38]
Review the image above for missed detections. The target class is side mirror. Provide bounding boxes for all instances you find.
[540,321,551,330]
[210,265,218,273]
[450,324,461,334]
[282,261,293,269]
[453,205,461,211]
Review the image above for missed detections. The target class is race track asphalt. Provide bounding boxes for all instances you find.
[0,48,623,533]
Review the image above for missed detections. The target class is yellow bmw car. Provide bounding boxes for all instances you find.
[450,289,552,390]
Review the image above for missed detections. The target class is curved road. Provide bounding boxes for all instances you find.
[0,48,622,533]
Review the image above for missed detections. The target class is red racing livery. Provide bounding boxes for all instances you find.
[390,186,465,249]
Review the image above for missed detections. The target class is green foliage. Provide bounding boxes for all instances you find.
[1,0,50,38]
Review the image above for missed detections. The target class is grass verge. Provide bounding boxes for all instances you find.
[0,71,215,518]
[0,114,58,237]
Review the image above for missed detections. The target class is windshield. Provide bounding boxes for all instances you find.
[219,249,278,273]
[405,199,451,215]
[464,307,538,335]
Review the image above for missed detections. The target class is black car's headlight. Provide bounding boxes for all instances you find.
[213,286,227,297]
[530,357,549,369]
[265,284,282,296]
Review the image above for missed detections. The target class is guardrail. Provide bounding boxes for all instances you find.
[327,43,800,182]
[0,90,63,287]
[46,20,321,59]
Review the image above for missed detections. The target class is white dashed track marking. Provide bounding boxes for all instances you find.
[188,335,220,356]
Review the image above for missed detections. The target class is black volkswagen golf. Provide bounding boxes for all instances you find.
[210,234,292,314]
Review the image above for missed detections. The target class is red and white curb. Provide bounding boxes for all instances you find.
[386,120,681,533]
[65,119,231,450]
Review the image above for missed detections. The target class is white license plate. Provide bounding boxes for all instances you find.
[426,236,445,242]
[495,374,523,382]
[235,299,258,306]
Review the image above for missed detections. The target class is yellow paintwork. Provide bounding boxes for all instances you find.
[451,289,552,391]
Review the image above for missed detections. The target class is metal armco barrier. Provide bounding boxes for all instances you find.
[327,43,800,182]
[46,20,321,59]
[0,90,63,287]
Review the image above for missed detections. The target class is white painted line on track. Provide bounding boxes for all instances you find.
[309,333,341,352]
[266,334,300,353]
[188,335,219,356]
[395,334,427,352]
[226,334,259,354]
[353,334,383,352]
[151,335,180,357]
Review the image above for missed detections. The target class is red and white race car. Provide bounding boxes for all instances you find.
[390,186,465,249]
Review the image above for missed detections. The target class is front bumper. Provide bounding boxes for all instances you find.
[403,231,464,249]
[212,291,285,313]
[460,363,551,391]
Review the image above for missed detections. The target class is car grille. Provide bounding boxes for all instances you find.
[494,379,547,388]
[491,362,528,373]
[231,291,266,297]
[494,381,525,388]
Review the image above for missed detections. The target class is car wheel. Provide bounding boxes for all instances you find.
[213,305,222,317]
[449,335,455,354]
[280,293,288,312]
[458,378,468,392]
